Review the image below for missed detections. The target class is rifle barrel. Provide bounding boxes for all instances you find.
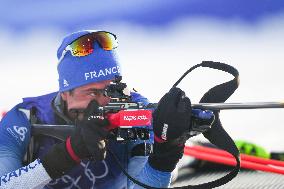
[191,102,284,110]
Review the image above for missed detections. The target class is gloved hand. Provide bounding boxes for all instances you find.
[152,87,192,142]
[149,87,192,172]
[42,100,109,179]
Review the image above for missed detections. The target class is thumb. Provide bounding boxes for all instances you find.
[177,95,191,113]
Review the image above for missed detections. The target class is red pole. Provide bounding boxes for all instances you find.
[184,146,284,175]
[187,145,284,167]
[1,111,6,120]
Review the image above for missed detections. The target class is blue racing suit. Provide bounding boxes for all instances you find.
[0,92,172,189]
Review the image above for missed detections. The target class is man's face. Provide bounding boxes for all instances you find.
[61,80,112,120]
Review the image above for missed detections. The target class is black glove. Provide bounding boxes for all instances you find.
[42,100,109,179]
[149,87,192,172]
[152,87,192,142]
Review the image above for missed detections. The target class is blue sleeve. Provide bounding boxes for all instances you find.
[130,92,149,107]
[0,105,31,176]
[127,156,171,188]
[126,140,172,188]
[134,162,171,188]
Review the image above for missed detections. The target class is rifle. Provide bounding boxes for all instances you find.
[30,61,284,189]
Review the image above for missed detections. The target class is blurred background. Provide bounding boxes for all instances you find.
[1,0,284,151]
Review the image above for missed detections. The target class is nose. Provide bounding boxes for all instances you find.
[99,95,111,106]
[105,96,111,104]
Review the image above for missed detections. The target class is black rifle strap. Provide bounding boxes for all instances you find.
[199,61,240,188]
[175,61,240,188]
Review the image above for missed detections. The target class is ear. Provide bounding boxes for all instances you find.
[60,92,68,101]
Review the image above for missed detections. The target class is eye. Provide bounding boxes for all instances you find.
[89,92,97,97]
[88,89,105,97]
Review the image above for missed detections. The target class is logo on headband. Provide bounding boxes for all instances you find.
[85,66,120,80]
[63,79,69,87]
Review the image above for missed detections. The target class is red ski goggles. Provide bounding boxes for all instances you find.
[58,31,118,62]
